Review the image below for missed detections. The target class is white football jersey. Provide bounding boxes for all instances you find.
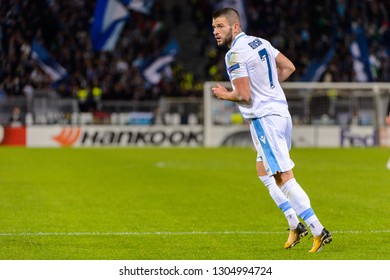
[225,32,290,119]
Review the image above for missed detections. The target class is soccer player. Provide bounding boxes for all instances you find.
[211,7,332,252]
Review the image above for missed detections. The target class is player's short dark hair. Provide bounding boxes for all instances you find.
[212,7,241,26]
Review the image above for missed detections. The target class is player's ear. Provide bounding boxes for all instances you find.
[233,22,241,33]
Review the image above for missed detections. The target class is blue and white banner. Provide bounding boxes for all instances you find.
[135,39,179,85]
[31,40,67,83]
[350,26,373,82]
[300,47,335,82]
[91,0,130,52]
[215,0,247,32]
[120,0,154,15]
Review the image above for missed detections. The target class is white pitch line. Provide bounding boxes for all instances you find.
[0,230,389,237]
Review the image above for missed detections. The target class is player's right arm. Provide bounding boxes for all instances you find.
[213,48,251,102]
[212,77,250,102]
[275,52,295,82]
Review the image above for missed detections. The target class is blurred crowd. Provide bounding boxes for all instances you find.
[0,0,189,108]
[199,0,390,83]
[1,0,390,107]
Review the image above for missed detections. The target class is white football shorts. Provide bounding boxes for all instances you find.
[249,115,295,175]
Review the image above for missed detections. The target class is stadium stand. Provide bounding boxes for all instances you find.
[0,0,389,104]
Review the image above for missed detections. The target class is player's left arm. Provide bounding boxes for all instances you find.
[276,52,296,82]
[212,77,250,102]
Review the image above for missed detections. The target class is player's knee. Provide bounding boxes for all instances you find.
[274,175,283,187]
[274,171,294,187]
[256,162,267,177]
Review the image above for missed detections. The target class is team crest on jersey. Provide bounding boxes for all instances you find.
[228,63,240,73]
[227,52,232,61]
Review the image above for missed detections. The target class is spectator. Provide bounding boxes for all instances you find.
[9,106,24,127]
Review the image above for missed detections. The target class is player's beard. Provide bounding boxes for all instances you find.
[219,27,233,47]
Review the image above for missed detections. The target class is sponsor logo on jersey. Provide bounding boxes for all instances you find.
[227,52,232,61]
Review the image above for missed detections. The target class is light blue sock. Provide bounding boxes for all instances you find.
[260,176,299,230]
[281,178,323,236]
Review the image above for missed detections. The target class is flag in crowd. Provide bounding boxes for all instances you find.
[91,0,154,52]
[300,47,335,82]
[31,40,68,83]
[120,0,154,14]
[90,0,130,52]
[90,0,175,85]
[350,26,373,82]
[134,39,180,85]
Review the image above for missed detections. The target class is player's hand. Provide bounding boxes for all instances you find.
[212,83,227,100]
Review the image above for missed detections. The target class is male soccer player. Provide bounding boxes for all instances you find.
[211,7,332,252]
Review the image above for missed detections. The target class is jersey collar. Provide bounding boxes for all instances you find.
[231,32,246,48]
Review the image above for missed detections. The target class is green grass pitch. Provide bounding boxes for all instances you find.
[0,146,389,260]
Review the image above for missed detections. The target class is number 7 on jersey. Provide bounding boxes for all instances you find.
[258,49,275,89]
